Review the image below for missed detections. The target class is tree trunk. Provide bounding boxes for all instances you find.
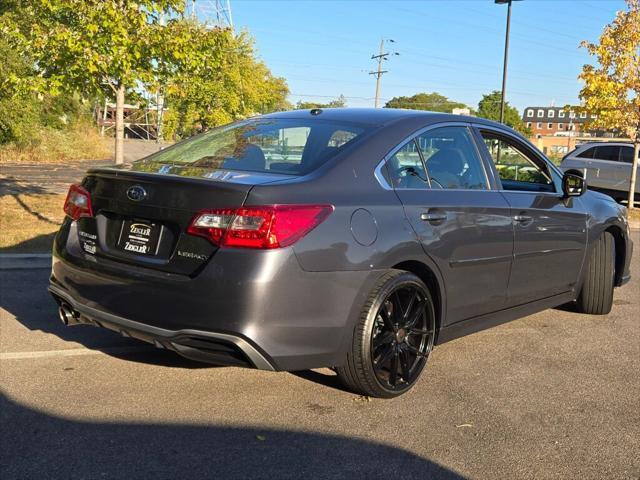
[114,84,125,165]
[629,141,639,210]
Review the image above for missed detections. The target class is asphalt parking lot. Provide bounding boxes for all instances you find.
[1,232,639,479]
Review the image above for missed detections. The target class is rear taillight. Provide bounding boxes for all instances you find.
[187,205,333,249]
[63,184,93,220]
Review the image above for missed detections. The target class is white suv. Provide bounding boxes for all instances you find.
[561,142,639,202]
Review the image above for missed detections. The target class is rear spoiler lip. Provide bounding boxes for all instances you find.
[85,166,297,189]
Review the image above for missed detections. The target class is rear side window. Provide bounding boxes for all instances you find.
[593,145,620,162]
[416,127,488,190]
[620,146,636,164]
[137,119,370,175]
[385,140,429,189]
[577,147,595,159]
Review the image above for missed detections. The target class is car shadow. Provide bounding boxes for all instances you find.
[0,268,209,369]
[0,393,465,479]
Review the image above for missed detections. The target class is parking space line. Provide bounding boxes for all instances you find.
[0,346,153,360]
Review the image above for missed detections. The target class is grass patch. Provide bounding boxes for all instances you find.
[0,123,110,164]
[0,193,65,253]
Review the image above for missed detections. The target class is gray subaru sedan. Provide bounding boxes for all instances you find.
[49,109,633,398]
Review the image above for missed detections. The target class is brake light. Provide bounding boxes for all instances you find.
[63,184,93,220]
[187,205,333,249]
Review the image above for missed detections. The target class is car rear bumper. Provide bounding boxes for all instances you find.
[50,227,380,371]
[49,283,275,370]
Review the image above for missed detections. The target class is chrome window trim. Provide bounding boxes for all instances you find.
[373,122,491,192]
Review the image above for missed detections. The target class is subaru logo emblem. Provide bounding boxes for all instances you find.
[126,185,147,202]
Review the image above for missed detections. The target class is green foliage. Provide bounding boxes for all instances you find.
[0,34,91,146]
[296,95,346,110]
[477,91,531,136]
[161,28,290,139]
[1,1,291,146]
[384,92,468,112]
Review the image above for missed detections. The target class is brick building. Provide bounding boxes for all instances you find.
[522,106,597,137]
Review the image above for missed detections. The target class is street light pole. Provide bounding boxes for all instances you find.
[496,0,520,124]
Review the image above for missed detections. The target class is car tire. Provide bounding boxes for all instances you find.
[336,270,436,398]
[575,231,615,315]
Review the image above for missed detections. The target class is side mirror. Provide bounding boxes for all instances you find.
[562,171,587,197]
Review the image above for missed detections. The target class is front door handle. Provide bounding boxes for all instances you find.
[421,213,447,223]
[513,214,533,223]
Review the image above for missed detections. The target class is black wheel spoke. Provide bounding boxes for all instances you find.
[391,291,403,324]
[399,347,413,381]
[373,330,395,349]
[408,328,433,335]
[375,344,395,366]
[379,302,395,331]
[370,282,435,391]
[389,349,399,386]
[403,291,419,321]
[405,343,429,358]
[404,306,423,329]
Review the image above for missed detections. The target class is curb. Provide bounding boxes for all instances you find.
[0,253,52,270]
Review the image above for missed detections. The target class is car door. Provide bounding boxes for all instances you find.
[590,145,623,191]
[475,126,588,306]
[620,145,640,194]
[384,124,513,325]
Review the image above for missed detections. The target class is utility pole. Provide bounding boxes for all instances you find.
[369,38,398,108]
[495,0,521,124]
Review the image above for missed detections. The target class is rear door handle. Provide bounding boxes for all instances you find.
[421,213,447,222]
[513,215,533,223]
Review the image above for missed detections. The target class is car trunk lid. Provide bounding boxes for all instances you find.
[73,165,292,276]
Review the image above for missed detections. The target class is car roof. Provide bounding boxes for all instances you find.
[259,107,509,130]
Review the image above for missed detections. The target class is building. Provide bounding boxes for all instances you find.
[522,106,597,138]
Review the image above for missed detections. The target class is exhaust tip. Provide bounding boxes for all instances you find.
[58,304,81,326]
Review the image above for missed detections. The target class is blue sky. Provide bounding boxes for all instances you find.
[227,0,626,114]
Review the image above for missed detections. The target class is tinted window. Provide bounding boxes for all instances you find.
[416,127,487,190]
[481,132,554,191]
[620,146,636,164]
[385,140,429,189]
[593,145,620,162]
[137,119,370,175]
[577,147,595,159]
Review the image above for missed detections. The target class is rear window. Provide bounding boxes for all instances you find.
[137,118,370,175]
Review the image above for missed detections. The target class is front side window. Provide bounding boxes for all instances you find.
[134,118,370,176]
[577,147,595,159]
[480,132,554,192]
[593,145,620,162]
[385,140,428,189]
[416,127,487,190]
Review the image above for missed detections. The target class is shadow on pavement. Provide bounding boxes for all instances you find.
[0,269,208,369]
[0,393,465,479]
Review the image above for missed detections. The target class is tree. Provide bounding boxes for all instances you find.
[384,92,467,113]
[2,1,203,164]
[579,0,639,209]
[296,95,346,110]
[161,29,290,139]
[477,91,531,136]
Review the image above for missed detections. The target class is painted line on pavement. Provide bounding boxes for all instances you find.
[0,346,154,361]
